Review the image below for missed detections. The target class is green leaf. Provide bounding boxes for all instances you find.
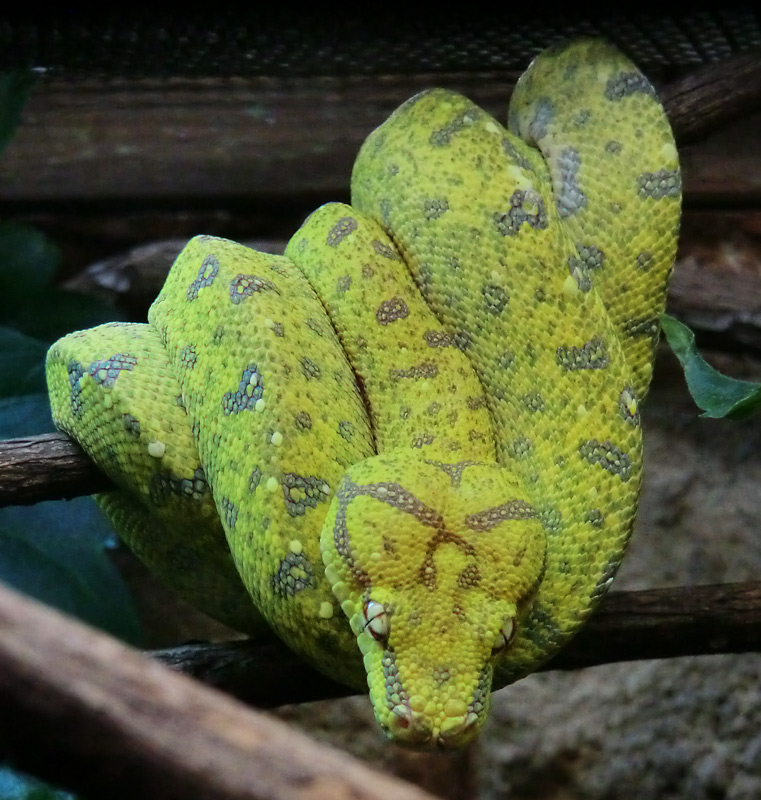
[5,288,122,344]
[0,223,60,304]
[0,71,35,157]
[0,764,76,799]
[0,327,49,396]
[660,313,761,420]
[0,395,142,647]
[0,223,59,286]
[0,223,121,342]
[0,497,143,646]
[0,394,54,439]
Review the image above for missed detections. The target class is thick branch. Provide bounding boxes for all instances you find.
[0,579,438,800]
[149,582,761,708]
[2,50,759,210]
[662,51,761,146]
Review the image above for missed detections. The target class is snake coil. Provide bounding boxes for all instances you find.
[46,39,680,747]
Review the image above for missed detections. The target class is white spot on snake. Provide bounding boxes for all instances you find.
[271,431,283,446]
[505,163,532,189]
[619,387,640,425]
[255,398,266,413]
[289,539,303,554]
[266,476,279,493]
[147,441,166,458]
[563,274,579,298]
[319,602,334,619]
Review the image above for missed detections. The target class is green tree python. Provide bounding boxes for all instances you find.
[46,39,681,748]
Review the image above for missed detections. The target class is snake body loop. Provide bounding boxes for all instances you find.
[46,39,680,747]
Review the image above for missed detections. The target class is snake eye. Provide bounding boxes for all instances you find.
[491,618,516,654]
[362,600,390,641]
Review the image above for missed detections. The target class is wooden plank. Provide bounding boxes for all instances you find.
[1,62,760,207]
[0,75,515,203]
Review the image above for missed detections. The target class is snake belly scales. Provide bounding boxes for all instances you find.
[45,39,681,748]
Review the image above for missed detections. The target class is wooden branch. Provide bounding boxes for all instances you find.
[2,576,757,798]
[2,50,759,210]
[0,432,112,506]
[148,582,761,708]
[661,51,761,146]
[0,578,439,800]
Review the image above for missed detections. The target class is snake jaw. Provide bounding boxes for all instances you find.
[387,704,433,746]
[385,705,482,749]
[375,656,493,749]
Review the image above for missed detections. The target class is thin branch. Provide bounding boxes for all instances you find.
[0,433,112,507]
[149,582,761,708]
[0,579,439,800]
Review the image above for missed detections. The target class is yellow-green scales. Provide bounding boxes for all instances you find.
[46,40,680,747]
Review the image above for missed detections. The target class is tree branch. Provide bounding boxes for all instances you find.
[148,582,761,708]
[1,579,758,798]
[661,51,761,147]
[0,578,439,800]
[0,433,112,507]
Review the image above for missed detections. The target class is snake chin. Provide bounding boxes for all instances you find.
[383,699,485,750]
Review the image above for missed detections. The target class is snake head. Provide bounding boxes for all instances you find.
[320,455,546,748]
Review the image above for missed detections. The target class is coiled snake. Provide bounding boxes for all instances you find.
[46,39,681,747]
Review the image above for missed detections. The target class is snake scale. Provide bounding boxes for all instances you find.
[46,39,681,747]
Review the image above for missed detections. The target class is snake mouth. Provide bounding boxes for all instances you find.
[385,704,481,749]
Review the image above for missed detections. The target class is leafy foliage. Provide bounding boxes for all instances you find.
[0,73,35,156]
[661,314,761,420]
[0,72,141,645]
[0,67,143,800]
[0,765,75,800]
